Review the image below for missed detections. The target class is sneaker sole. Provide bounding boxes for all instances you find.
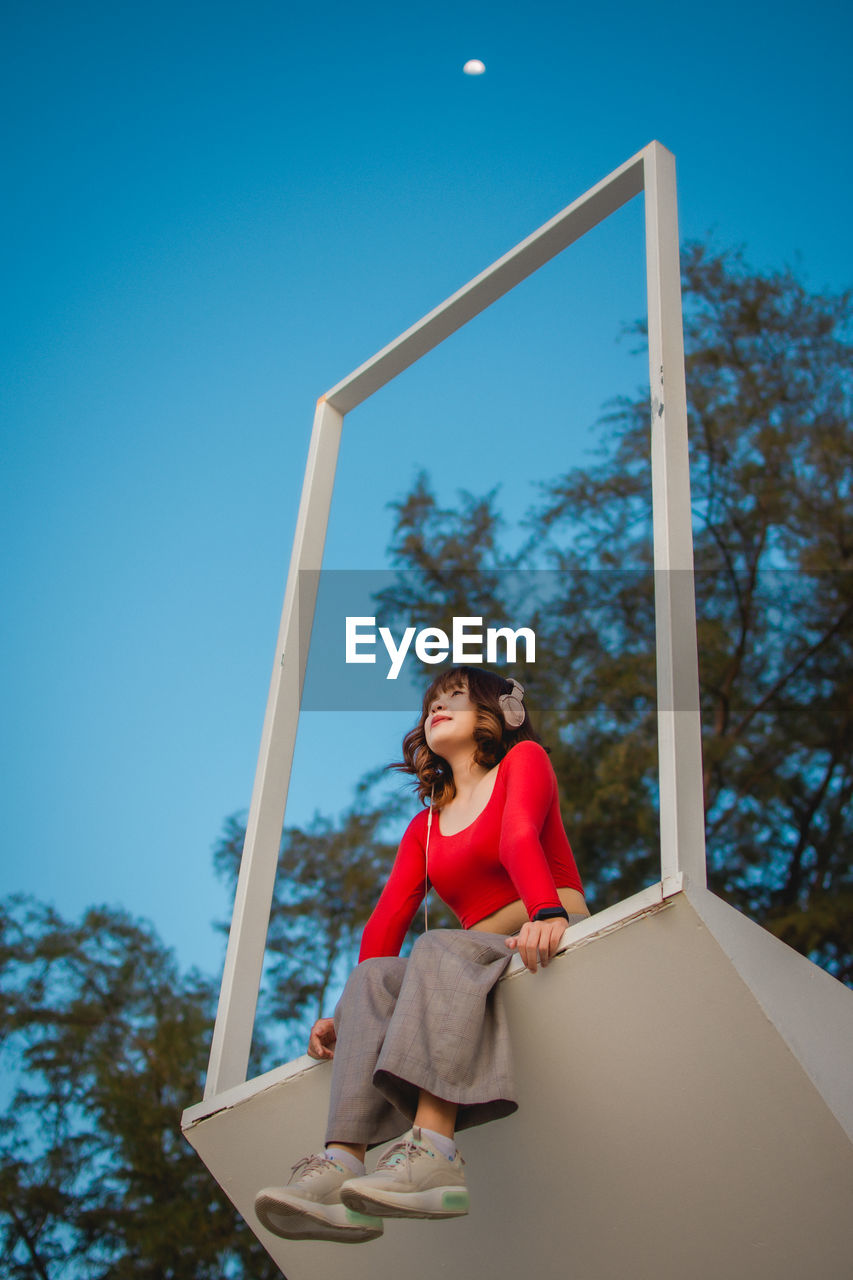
[340,1183,470,1220]
[254,1189,384,1243]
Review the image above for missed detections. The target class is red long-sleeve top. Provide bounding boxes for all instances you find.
[358,740,584,960]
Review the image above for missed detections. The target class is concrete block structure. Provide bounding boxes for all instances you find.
[183,882,853,1279]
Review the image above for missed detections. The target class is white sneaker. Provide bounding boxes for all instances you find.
[255,1153,384,1244]
[340,1127,469,1220]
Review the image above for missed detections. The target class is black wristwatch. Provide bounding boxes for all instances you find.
[531,906,570,923]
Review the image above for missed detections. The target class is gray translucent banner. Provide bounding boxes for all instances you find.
[298,567,650,712]
[296,567,850,713]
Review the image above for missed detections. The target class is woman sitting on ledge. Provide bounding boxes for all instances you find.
[255,665,588,1244]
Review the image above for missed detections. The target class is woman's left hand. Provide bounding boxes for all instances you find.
[505,918,568,973]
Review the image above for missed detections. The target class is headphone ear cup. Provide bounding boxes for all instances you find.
[499,679,525,728]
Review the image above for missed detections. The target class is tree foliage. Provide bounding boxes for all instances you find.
[0,896,279,1280]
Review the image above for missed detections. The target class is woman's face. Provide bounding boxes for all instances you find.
[424,681,478,755]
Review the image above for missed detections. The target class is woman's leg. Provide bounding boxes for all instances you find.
[324,955,412,1149]
[325,967,458,1152]
[260,931,508,1232]
[372,929,517,1131]
[414,1090,458,1138]
[331,1090,459,1157]
[254,955,410,1244]
[329,1094,459,1151]
[327,1140,367,1161]
[338,1086,468,1221]
[334,930,514,1223]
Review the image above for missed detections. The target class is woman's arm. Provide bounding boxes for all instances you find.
[497,740,567,920]
[358,811,428,961]
[307,816,426,1054]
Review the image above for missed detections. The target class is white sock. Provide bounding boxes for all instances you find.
[325,1146,365,1176]
[420,1127,457,1161]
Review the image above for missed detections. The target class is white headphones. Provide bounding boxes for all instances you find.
[499,678,525,728]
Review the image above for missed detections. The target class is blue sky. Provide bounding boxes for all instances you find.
[2,0,851,986]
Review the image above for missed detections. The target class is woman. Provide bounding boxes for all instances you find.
[255,667,588,1244]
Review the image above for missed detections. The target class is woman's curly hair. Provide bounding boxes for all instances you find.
[391,666,542,807]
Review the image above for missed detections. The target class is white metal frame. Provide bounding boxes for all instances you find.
[203,140,707,1100]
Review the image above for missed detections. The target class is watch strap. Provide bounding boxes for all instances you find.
[531,906,570,923]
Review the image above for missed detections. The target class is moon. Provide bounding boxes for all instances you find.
[463,59,486,75]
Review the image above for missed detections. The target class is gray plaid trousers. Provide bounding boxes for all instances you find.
[325,927,520,1148]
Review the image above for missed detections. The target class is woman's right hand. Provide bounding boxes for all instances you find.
[307,1017,337,1060]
